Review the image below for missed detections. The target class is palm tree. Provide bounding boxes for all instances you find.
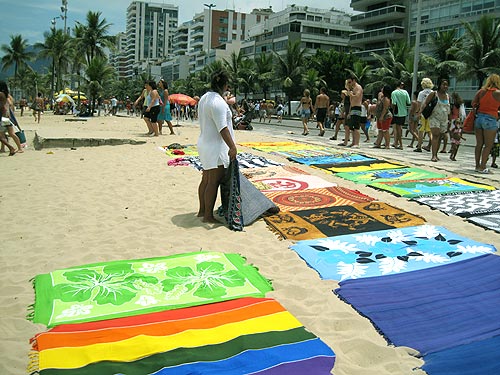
[273,40,307,115]
[224,50,244,95]
[1,34,35,86]
[35,29,71,101]
[301,68,326,99]
[345,61,371,85]
[420,29,461,81]
[369,40,413,94]
[85,56,115,115]
[254,53,274,100]
[456,15,500,87]
[237,58,256,99]
[75,11,115,65]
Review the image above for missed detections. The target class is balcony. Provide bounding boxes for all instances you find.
[350,26,405,44]
[350,0,405,12]
[351,5,406,26]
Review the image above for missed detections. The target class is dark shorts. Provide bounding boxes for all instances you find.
[393,116,406,125]
[144,105,161,122]
[316,108,327,123]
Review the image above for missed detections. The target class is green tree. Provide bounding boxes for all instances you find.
[254,53,274,100]
[237,58,256,99]
[84,56,115,115]
[456,15,500,88]
[75,11,115,65]
[224,50,244,96]
[306,49,359,100]
[1,34,35,86]
[420,29,461,82]
[301,68,326,99]
[369,40,413,94]
[35,29,71,100]
[273,40,307,115]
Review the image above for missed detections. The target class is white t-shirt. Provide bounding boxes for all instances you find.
[197,91,234,170]
[417,88,432,104]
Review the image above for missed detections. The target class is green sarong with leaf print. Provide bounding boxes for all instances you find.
[29,251,273,328]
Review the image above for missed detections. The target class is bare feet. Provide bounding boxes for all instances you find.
[202,217,220,224]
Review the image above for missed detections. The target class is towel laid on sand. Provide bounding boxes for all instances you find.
[336,167,446,184]
[334,254,500,355]
[413,190,500,217]
[264,201,425,240]
[313,161,405,173]
[467,212,500,233]
[368,177,496,198]
[263,187,374,212]
[290,225,496,281]
[29,252,273,327]
[31,298,336,375]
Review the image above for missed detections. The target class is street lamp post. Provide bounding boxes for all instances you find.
[411,0,423,97]
[61,0,68,34]
[204,3,215,58]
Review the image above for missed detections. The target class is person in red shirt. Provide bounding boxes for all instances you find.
[471,74,500,173]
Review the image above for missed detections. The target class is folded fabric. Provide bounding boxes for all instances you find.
[29,252,273,327]
[336,167,446,184]
[290,225,496,281]
[467,213,500,233]
[220,161,279,228]
[313,161,405,173]
[368,177,496,198]
[264,201,425,240]
[335,254,500,355]
[31,298,335,374]
[413,190,500,218]
[264,187,374,212]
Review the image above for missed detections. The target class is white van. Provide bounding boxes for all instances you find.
[283,101,301,116]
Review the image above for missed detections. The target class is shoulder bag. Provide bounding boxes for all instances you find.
[422,92,438,119]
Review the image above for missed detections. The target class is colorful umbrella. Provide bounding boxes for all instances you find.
[169,93,197,106]
[55,94,75,104]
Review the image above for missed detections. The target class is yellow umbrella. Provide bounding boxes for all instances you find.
[72,94,87,100]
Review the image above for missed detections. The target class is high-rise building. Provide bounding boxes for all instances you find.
[241,5,355,57]
[123,1,179,79]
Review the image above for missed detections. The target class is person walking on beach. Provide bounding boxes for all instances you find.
[0,81,23,154]
[373,86,393,149]
[329,93,346,141]
[449,119,466,161]
[391,81,411,149]
[345,76,363,148]
[157,79,175,135]
[471,73,500,174]
[414,78,434,153]
[33,92,44,124]
[315,87,329,136]
[197,70,237,223]
[143,81,161,137]
[299,89,314,135]
[420,78,451,162]
[407,91,420,148]
[0,82,17,156]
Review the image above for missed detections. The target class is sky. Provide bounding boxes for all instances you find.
[0,0,354,54]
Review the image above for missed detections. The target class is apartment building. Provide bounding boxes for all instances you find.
[121,1,178,79]
[241,5,355,57]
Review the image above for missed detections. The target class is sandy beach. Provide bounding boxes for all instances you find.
[1,111,499,375]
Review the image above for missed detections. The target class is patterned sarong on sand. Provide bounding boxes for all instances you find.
[313,160,405,173]
[290,225,495,281]
[336,167,446,184]
[31,298,336,375]
[413,190,500,217]
[29,252,273,327]
[467,213,500,233]
[287,153,376,166]
[264,187,374,212]
[269,148,348,159]
[242,165,310,180]
[368,177,496,198]
[335,254,500,358]
[251,174,338,191]
[264,201,425,240]
[239,141,320,152]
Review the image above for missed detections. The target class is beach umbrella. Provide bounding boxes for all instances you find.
[55,94,75,105]
[169,93,197,106]
[72,94,87,100]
